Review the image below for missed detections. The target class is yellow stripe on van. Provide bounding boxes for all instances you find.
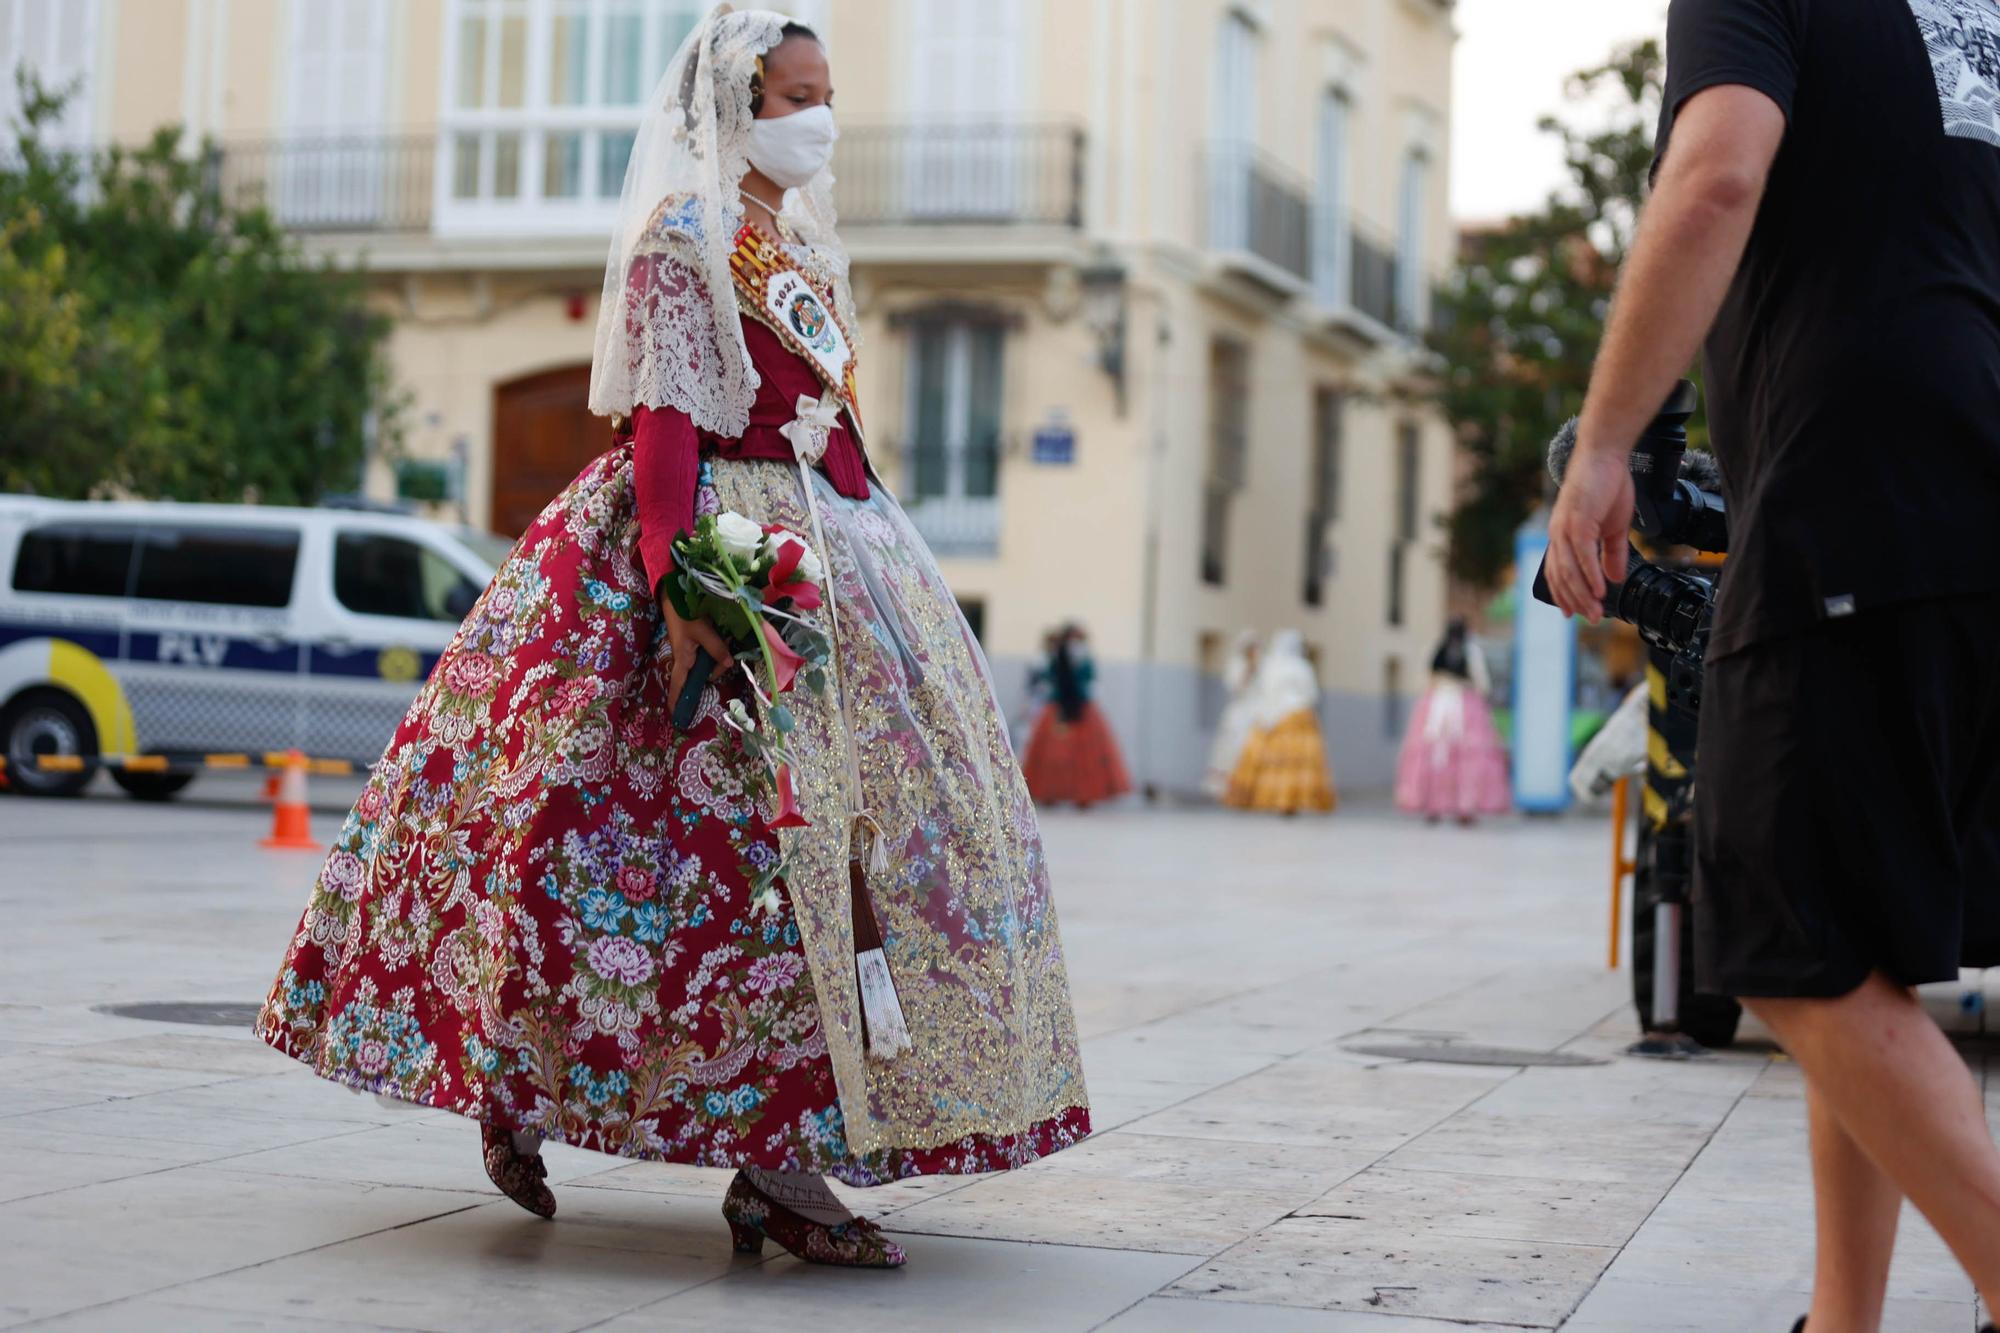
[47,639,137,756]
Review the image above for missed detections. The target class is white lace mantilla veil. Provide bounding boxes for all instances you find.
[1248,629,1323,728]
[587,4,857,434]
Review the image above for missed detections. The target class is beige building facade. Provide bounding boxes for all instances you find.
[6,0,1458,792]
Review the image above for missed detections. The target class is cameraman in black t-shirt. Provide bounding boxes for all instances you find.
[1545,2,2000,1328]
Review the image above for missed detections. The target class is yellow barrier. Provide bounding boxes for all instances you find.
[0,752,356,778]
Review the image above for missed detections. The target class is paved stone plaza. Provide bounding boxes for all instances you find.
[2,780,1995,1331]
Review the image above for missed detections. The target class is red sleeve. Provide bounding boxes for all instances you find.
[632,403,701,594]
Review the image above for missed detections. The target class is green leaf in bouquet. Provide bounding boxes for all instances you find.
[778,619,814,654]
[663,568,702,623]
[802,667,827,694]
[770,704,796,734]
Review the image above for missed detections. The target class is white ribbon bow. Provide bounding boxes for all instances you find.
[779,394,841,467]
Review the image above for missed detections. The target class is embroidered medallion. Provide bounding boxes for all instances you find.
[730,224,865,438]
[766,270,849,377]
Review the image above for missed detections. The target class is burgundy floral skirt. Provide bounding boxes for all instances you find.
[256,447,1087,1185]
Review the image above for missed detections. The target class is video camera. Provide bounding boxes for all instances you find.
[1535,382,1739,1054]
[1532,380,1727,716]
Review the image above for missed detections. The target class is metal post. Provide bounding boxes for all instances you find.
[1654,901,1681,1028]
[1609,775,1630,970]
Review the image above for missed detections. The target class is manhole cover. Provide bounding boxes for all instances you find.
[97,1001,263,1029]
[1345,1041,1607,1068]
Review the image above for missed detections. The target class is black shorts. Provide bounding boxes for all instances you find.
[1693,592,2000,999]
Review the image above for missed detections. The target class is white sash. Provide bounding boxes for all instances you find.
[764,271,852,397]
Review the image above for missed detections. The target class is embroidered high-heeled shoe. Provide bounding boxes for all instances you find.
[481,1122,557,1219]
[721,1170,907,1268]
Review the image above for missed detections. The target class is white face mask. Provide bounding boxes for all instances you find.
[747,104,838,189]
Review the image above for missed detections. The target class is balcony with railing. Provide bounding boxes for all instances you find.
[215,137,438,233]
[1348,229,1401,331]
[835,123,1084,229]
[1202,144,1311,291]
[900,438,1003,558]
[212,124,1086,254]
[1319,226,1445,346]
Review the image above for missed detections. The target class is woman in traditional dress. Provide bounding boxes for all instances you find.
[256,8,1089,1270]
[1203,630,1261,799]
[1021,623,1132,808]
[1395,617,1511,824]
[1224,630,1338,815]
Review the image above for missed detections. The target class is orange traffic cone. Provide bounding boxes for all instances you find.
[260,750,319,851]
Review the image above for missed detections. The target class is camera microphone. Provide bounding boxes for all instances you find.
[1541,381,1726,553]
[1546,417,1581,488]
[1674,445,1723,494]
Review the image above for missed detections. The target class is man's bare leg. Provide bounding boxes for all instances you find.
[1748,972,2000,1312]
[1802,1082,1901,1333]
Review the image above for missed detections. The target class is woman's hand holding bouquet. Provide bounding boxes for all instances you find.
[661,512,833,911]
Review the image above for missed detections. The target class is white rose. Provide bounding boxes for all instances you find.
[714,512,765,563]
[763,530,826,587]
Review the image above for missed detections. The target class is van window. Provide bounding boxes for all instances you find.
[11,524,138,598]
[133,526,300,608]
[334,533,481,622]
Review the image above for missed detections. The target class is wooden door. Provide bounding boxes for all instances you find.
[491,365,602,536]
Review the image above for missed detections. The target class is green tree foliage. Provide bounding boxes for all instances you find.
[1431,40,1701,588]
[0,79,399,502]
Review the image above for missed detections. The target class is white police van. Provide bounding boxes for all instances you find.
[0,496,513,798]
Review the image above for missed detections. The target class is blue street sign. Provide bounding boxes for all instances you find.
[1032,425,1077,465]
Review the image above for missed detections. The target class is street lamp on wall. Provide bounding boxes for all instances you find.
[1078,258,1129,416]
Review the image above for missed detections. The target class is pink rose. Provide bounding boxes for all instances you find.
[745,953,806,996]
[587,935,656,988]
[355,1039,389,1076]
[616,865,656,903]
[445,653,499,696]
[474,900,508,947]
[355,787,386,821]
[323,851,365,903]
[552,678,597,715]
[487,587,517,619]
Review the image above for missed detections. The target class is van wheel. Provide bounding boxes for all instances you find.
[1,689,99,798]
[110,768,196,802]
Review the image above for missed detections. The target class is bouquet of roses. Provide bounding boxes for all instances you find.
[664,512,833,905]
